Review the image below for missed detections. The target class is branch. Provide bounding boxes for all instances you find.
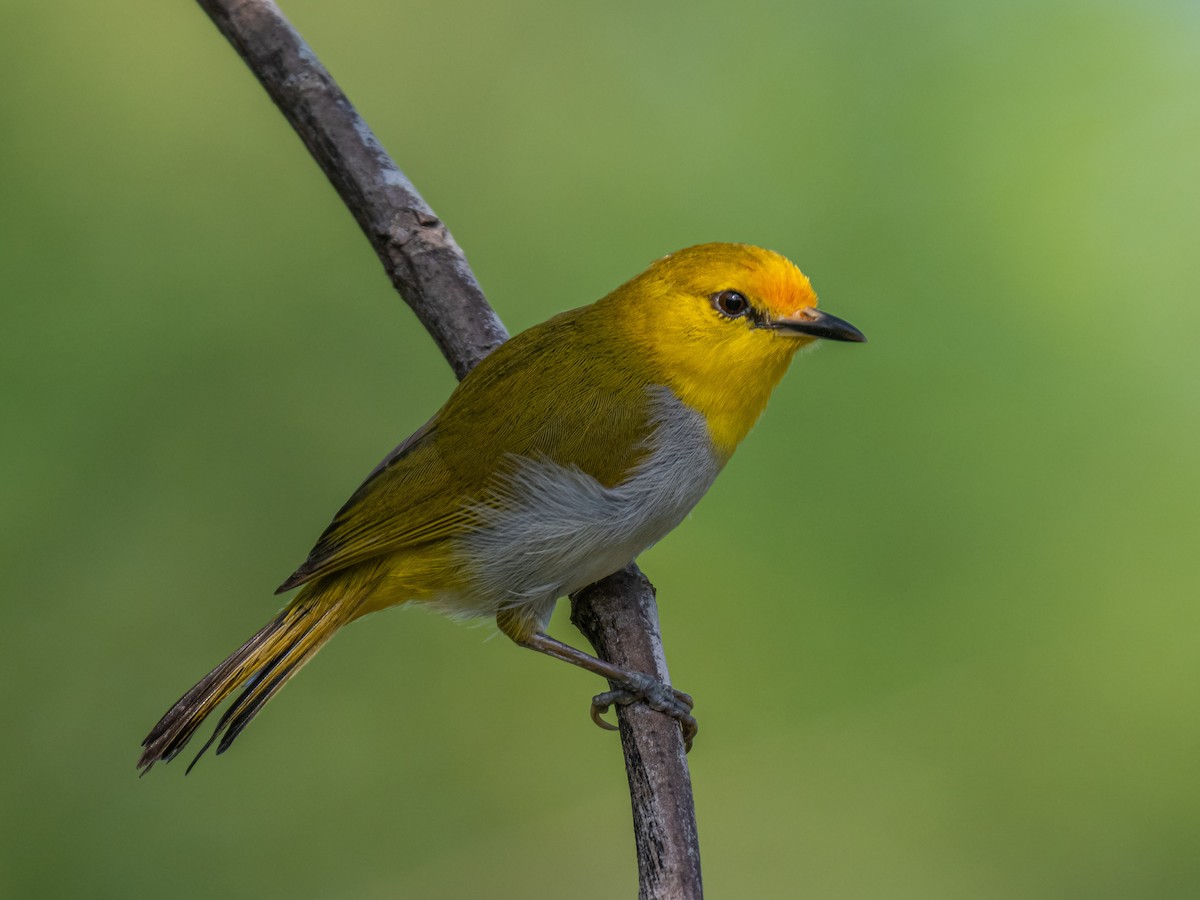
[196,0,506,377]
[571,567,703,900]
[195,2,701,896]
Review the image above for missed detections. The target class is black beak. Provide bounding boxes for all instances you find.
[772,308,867,343]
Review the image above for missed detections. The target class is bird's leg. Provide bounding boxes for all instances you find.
[515,630,697,751]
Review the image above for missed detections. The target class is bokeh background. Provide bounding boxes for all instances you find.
[4,1,1199,897]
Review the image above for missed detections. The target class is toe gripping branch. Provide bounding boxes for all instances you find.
[591,673,697,751]
[521,631,697,752]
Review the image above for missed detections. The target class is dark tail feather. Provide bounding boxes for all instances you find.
[183,617,328,773]
[137,592,345,774]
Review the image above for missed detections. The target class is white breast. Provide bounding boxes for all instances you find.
[450,386,723,628]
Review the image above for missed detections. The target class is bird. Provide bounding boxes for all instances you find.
[137,242,865,773]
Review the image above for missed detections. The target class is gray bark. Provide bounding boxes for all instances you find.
[194,2,702,897]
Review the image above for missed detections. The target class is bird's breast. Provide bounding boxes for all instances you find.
[458,386,723,612]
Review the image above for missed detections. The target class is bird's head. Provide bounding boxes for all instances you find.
[604,242,865,455]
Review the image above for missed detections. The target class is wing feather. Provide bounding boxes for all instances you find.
[277,306,658,592]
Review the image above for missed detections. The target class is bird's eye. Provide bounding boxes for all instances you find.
[712,290,750,318]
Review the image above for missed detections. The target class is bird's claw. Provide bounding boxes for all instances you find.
[589,673,697,751]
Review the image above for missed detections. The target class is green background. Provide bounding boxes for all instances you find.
[4,1,1199,897]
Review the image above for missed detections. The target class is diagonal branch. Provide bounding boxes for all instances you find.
[195,0,506,377]
[194,2,701,898]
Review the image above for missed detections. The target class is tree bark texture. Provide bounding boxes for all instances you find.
[196,0,507,377]
[572,567,703,900]
[193,3,702,897]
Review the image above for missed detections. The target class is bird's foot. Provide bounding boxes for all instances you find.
[510,630,697,751]
[590,671,697,751]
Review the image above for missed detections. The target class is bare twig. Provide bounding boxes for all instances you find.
[195,0,507,376]
[194,2,701,896]
[572,567,703,900]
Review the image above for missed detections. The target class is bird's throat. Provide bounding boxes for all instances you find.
[664,351,796,458]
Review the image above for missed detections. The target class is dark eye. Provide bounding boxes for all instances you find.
[712,290,750,318]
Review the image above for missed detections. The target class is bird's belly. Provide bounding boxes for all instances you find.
[454,389,723,623]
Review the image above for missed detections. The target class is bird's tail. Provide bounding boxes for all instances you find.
[137,580,357,774]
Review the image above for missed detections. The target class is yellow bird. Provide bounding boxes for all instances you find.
[138,242,864,772]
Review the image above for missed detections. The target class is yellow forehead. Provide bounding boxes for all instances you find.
[647,243,817,317]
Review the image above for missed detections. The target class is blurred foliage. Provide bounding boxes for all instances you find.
[3,1,1199,897]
